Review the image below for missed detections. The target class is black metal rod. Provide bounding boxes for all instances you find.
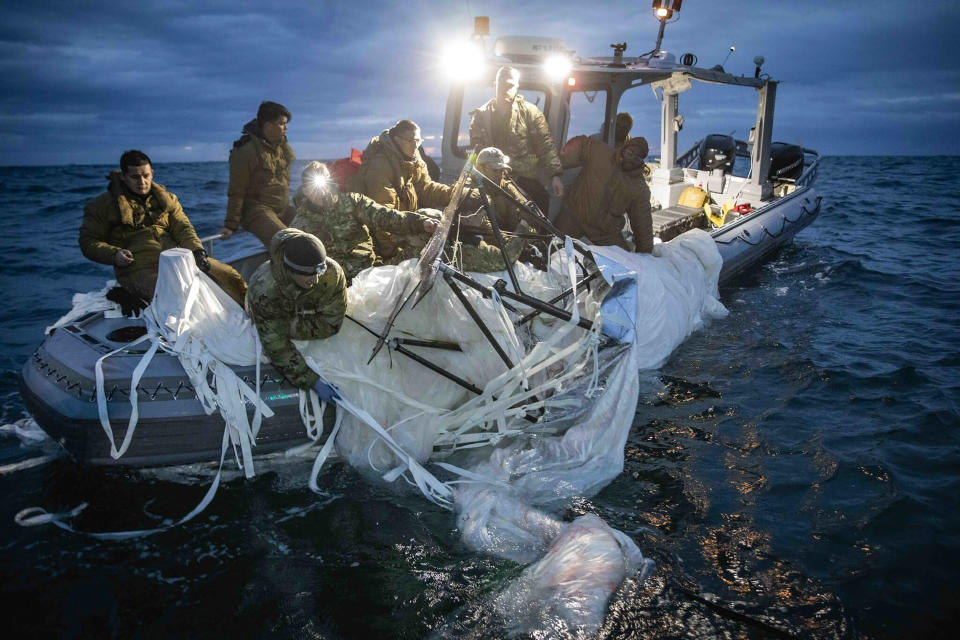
[349,314,463,353]
[441,267,522,313]
[394,337,461,352]
[475,178,523,295]
[443,273,515,370]
[470,168,564,239]
[347,314,479,394]
[397,345,539,423]
[518,270,602,325]
[498,287,594,331]
[392,344,483,395]
[441,263,594,331]
[350,298,540,420]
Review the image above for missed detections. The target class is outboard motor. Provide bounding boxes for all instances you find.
[697,134,736,173]
[768,142,804,181]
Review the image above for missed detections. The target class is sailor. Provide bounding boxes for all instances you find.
[553,135,654,253]
[466,147,529,233]
[292,162,438,283]
[79,149,248,306]
[218,101,296,248]
[346,119,459,262]
[589,112,634,147]
[245,229,346,401]
[468,66,564,216]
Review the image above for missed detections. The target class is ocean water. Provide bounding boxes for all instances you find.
[1,156,958,639]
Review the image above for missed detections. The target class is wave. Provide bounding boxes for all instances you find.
[65,185,103,195]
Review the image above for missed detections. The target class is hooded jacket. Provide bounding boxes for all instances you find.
[224,119,296,230]
[245,228,347,389]
[79,172,204,278]
[559,135,653,253]
[468,95,563,179]
[346,129,452,212]
[290,186,431,283]
[346,129,453,258]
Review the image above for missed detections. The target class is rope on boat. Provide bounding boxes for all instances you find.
[713,196,822,246]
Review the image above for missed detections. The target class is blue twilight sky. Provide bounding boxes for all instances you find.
[1,0,957,167]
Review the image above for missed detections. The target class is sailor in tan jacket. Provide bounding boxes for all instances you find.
[79,150,247,305]
[346,119,455,260]
[218,101,296,248]
[554,136,654,253]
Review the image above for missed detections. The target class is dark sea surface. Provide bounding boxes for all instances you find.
[1,157,958,639]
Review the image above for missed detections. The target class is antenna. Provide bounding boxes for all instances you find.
[717,46,735,71]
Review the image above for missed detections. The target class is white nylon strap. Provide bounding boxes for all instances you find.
[94,332,157,459]
[14,427,231,540]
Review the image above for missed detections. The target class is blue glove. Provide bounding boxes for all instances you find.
[313,379,341,403]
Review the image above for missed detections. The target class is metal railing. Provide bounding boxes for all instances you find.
[199,233,226,257]
[676,140,702,169]
[794,149,821,188]
[675,139,820,190]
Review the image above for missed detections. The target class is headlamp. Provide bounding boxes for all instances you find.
[283,256,328,275]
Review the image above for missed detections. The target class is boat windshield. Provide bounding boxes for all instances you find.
[566,88,609,142]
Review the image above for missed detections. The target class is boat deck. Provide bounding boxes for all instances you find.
[652,205,705,242]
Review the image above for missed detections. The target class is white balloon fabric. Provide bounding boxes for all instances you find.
[62,230,726,635]
[296,229,726,636]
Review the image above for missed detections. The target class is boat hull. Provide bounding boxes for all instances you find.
[19,313,318,467]
[21,189,820,467]
[713,186,821,285]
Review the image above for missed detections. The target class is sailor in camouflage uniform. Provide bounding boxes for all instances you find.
[469,66,564,216]
[295,162,523,277]
[291,162,438,283]
[245,229,346,399]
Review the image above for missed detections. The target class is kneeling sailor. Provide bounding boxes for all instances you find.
[245,229,347,401]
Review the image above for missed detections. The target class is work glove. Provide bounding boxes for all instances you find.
[193,249,211,273]
[105,286,149,317]
[313,379,341,404]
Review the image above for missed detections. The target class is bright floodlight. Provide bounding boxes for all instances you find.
[441,40,485,83]
[543,54,572,80]
[652,0,682,19]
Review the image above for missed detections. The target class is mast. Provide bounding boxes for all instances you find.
[744,80,777,201]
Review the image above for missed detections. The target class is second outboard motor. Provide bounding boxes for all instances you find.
[768,142,804,181]
[697,134,736,173]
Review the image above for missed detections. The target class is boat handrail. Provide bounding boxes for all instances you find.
[676,140,701,169]
[676,139,820,189]
[199,232,228,258]
[795,149,821,189]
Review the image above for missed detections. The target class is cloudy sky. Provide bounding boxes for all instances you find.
[1,0,957,166]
